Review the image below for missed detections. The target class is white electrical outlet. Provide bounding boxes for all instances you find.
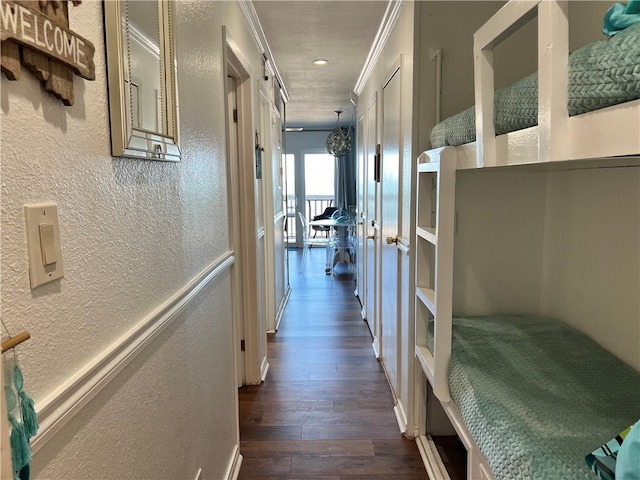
[194,468,202,480]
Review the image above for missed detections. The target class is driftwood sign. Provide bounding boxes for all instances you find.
[1,0,95,106]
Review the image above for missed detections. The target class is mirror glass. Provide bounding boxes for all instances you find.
[105,0,180,161]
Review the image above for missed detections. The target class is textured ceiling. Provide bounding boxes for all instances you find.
[252,1,389,130]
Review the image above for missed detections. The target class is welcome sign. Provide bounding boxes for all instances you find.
[0,0,95,105]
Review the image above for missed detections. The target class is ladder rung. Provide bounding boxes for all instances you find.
[417,226,437,245]
[416,286,435,313]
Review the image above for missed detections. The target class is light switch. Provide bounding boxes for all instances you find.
[39,222,57,265]
[24,203,64,289]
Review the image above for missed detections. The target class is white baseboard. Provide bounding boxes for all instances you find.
[225,445,243,480]
[260,357,270,383]
[274,285,291,332]
[372,337,380,359]
[416,434,450,480]
[30,251,236,454]
[393,402,408,435]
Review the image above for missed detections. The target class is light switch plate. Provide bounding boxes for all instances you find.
[24,203,64,289]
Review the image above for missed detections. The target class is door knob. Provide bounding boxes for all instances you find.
[367,235,375,240]
[386,236,398,245]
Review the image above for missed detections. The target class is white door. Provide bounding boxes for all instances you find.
[259,92,277,333]
[380,67,401,397]
[365,94,379,347]
[356,114,365,300]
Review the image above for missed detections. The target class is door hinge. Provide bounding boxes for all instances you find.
[240,339,245,351]
[233,109,238,123]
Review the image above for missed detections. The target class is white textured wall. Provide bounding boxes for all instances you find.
[453,169,547,316]
[1,1,263,478]
[541,167,640,370]
[453,166,640,371]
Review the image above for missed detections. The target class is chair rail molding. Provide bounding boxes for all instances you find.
[31,251,235,453]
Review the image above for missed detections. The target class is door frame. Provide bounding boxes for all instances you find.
[224,29,268,386]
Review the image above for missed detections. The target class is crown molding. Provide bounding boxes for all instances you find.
[128,20,160,58]
[354,0,404,96]
[238,1,290,102]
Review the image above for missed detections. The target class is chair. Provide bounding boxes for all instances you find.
[311,206,337,238]
[298,212,329,272]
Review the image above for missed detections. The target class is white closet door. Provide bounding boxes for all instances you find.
[364,94,378,340]
[380,66,402,397]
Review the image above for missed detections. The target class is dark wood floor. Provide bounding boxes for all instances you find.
[238,247,428,479]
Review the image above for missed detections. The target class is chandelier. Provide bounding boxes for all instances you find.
[326,110,352,157]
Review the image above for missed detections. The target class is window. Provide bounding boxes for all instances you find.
[304,153,335,221]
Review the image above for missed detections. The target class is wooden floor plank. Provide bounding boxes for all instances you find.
[290,455,427,476]
[240,439,375,457]
[237,248,428,479]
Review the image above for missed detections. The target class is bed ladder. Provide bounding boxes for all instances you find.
[414,147,456,403]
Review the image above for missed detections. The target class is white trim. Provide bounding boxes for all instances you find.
[274,211,285,224]
[260,357,270,382]
[439,399,497,480]
[237,0,289,102]
[128,20,160,58]
[275,215,288,332]
[437,100,640,171]
[397,237,410,256]
[31,251,236,454]
[393,402,408,435]
[354,0,404,96]
[224,445,243,480]
[372,337,381,359]
[416,435,450,480]
[274,285,291,332]
[225,28,266,387]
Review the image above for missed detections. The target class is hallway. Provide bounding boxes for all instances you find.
[237,247,428,479]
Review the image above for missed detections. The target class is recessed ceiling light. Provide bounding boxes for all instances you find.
[313,59,328,65]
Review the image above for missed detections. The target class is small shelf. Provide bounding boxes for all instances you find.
[417,226,437,245]
[416,286,435,313]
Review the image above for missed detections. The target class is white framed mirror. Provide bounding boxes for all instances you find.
[104,0,180,161]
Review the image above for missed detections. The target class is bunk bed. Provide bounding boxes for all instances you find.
[431,21,640,150]
[425,0,640,170]
[413,1,640,479]
[424,315,640,480]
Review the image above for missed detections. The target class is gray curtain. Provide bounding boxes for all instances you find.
[334,145,356,215]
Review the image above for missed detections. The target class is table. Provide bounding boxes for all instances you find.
[308,218,356,275]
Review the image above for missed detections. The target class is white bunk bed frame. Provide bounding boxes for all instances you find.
[468,0,639,170]
[414,1,640,479]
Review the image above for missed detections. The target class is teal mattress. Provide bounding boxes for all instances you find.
[439,315,640,480]
[430,23,640,148]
